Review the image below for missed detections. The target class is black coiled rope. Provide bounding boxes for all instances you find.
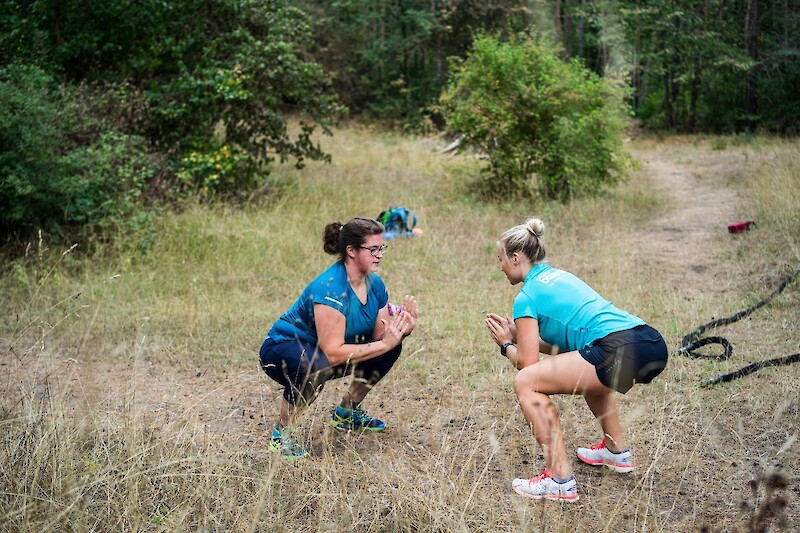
[676,269,800,387]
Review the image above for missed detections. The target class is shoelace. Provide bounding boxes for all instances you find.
[352,405,372,423]
[530,468,553,483]
[590,438,607,451]
[275,432,306,454]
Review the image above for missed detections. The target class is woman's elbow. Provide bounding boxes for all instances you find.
[317,342,344,366]
[515,355,539,369]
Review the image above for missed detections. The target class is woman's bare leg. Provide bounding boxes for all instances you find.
[342,378,371,406]
[514,351,614,478]
[514,387,571,478]
[584,392,626,451]
[279,398,295,426]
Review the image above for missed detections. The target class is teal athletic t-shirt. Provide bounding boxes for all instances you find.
[267,261,389,346]
[512,263,645,352]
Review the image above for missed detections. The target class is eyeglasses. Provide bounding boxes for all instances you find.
[358,244,388,257]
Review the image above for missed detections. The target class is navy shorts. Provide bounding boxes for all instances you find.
[259,337,402,405]
[579,325,668,394]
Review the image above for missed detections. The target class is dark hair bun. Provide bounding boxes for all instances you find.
[323,222,343,255]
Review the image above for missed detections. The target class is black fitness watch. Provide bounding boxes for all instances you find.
[500,342,514,357]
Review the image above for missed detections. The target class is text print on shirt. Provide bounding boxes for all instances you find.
[537,269,564,284]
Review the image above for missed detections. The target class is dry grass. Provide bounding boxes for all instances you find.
[1,126,798,531]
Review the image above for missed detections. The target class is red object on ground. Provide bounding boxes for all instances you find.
[727,221,755,234]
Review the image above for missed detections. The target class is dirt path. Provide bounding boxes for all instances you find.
[622,141,748,293]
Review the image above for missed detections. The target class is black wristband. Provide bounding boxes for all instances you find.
[500,342,514,357]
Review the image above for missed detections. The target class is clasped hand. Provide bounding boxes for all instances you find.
[381,295,418,347]
[485,312,516,347]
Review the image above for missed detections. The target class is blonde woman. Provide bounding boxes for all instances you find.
[486,217,667,501]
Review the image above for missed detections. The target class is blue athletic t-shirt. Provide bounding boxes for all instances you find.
[512,263,645,352]
[266,261,389,346]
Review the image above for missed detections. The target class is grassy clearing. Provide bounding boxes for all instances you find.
[1,126,798,531]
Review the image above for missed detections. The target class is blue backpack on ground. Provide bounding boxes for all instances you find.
[378,206,417,240]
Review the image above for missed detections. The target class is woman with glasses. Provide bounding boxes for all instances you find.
[485,217,667,501]
[259,217,418,458]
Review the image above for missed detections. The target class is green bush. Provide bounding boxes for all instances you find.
[1,0,346,206]
[440,34,631,201]
[176,142,248,197]
[69,131,156,233]
[112,0,347,195]
[0,0,349,248]
[0,63,154,241]
[0,63,78,236]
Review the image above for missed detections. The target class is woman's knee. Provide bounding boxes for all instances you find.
[293,367,333,406]
[381,343,403,367]
[355,343,403,383]
[514,364,545,396]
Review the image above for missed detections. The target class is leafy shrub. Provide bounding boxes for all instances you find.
[0,63,79,237]
[117,0,346,195]
[2,0,346,208]
[176,143,248,197]
[0,0,349,250]
[440,33,631,201]
[69,131,156,233]
[0,63,154,241]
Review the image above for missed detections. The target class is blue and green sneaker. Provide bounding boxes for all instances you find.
[268,427,310,458]
[329,404,386,432]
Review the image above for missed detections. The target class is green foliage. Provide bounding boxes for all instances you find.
[94,0,347,193]
[0,63,67,235]
[440,33,630,201]
[176,143,248,197]
[71,132,156,234]
[0,0,346,244]
[297,0,800,134]
[300,0,535,127]
[299,0,439,122]
[616,0,800,133]
[4,0,800,248]
[0,63,156,240]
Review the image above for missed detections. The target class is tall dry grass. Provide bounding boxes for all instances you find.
[1,126,798,531]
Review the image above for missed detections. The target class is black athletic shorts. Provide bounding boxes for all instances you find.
[259,337,402,405]
[578,324,668,394]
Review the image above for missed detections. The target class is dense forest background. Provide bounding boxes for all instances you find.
[302,0,800,134]
[2,0,799,242]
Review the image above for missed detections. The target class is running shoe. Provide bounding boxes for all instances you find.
[329,403,386,431]
[512,468,579,502]
[268,427,309,458]
[576,438,633,473]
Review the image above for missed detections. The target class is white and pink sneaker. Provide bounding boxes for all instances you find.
[576,438,634,473]
[511,468,579,502]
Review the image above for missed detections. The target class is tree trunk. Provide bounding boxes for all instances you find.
[632,46,640,111]
[744,0,760,127]
[554,0,562,43]
[663,69,674,129]
[689,70,699,132]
